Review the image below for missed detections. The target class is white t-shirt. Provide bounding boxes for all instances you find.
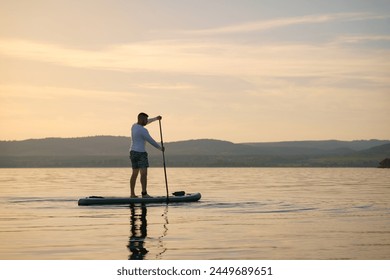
[130,117,161,153]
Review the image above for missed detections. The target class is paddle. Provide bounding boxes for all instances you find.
[159,119,169,202]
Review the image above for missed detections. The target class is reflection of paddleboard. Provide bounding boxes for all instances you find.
[78,192,201,206]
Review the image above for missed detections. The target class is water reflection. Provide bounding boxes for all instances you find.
[127,204,169,260]
[156,206,169,259]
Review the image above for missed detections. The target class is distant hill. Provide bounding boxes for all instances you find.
[359,143,390,156]
[0,136,130,156]
[0,136,389,167]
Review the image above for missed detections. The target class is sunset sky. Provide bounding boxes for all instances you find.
[1,0,389,143]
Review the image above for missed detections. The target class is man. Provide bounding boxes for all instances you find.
[129,112,164,198]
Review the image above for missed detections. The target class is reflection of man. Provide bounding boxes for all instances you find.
[128,205,148,260]
[129,113,164,198]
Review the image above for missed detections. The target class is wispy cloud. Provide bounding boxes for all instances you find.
[135,83,196,90]
[1,38,389,87]
[334,35,390,44]
[182,13,389,35]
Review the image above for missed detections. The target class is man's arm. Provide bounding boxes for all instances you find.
[146,115,162,125]
[143,130,163,151]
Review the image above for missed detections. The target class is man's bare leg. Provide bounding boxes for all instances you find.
[140,168,150,197]
[130,168,140,197]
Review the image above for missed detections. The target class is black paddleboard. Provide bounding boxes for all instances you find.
[78,192,201,206]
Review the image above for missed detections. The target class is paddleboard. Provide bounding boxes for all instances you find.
[78,192,201,206]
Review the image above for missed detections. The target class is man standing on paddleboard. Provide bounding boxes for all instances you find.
[129,113,164,198]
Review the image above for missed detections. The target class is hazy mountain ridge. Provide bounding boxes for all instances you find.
[0,136,131,156]
[0,136,389,167]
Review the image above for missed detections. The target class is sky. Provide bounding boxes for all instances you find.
[0,0,389,143]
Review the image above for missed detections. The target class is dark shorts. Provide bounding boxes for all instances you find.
[130,151,149,169]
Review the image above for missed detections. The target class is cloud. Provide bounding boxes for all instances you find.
[179,13,389,35]
[135,83,196,90]
[1,11,388,81]
[334,35,390,44]
[1,38,388,82]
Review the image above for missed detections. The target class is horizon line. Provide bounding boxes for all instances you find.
[1,135,389,144]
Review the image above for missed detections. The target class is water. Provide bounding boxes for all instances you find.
[0,168,389,260]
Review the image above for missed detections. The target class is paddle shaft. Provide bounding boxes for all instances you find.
[159,119,169,201]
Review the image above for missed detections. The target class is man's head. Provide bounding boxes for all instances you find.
[137,112,149,126]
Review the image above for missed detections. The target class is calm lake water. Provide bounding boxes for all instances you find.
[0,168,389,260]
